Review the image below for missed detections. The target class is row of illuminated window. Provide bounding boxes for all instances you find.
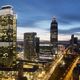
[0,18,16,26]
[0,31,16,35]
[0,20,13,26]
[0,22,15,26]
[0,25,16,29]
[0,32,16,36]
[0,42,16,46]
[0,15,13,21]
[0,30,13,34]
[0,33,16,36]
[0,35,16,42]
[0,46,16,57]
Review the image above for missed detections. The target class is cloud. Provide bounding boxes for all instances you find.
[2,0,79,30]
[58,18,71,25]
[59,27,80,34]
[17,26,80,41]
[58,34,71,41]
[61,14,80,23]
[34,20,50,29]
[58,33,80,41]
[17,27,50,41]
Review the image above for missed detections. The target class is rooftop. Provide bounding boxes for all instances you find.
[1,5,13,9]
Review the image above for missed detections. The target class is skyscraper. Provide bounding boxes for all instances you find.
[35,37,40,56]
[24,32,37,60]
[50,17,58,54]
[0,5,17,66]
[70,34,78,45]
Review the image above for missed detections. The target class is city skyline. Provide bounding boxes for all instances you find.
[0,0,80,41]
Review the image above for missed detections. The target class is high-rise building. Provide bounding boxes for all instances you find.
[70,34,79,53]
[35,37,40,57]
[70,34,78,45]
[24,32,37,60]
[70,34,74,45]
[50,17,58,54]
[0,5,17,66]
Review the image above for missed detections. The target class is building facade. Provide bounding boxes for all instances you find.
[24,32,37,60]
[35,37,40,58]
[0,5,17,66]
[50,17,58,54]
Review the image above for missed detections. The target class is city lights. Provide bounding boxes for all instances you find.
[0,2,80,80]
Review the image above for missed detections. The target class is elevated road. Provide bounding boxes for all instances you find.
[63,57,79,80]
[42,54,64,80]
[42,46,71,80]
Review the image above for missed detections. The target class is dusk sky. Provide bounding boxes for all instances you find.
[0,0,80,41]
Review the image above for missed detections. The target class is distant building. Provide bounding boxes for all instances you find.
[70,34,74,45]
[70,34,79,53]
[50,17,58,54]
[58,45,65,52]
[70,34,78,45]
[40,42,52,55]
[24,32,37,60]
[0,5,17,66]
[39,41,54,61]
[35,37,40,57]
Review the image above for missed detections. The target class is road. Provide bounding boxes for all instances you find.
[63,57,79,80]
[45,56,76,80]
[42,54,64,80]
[41,49,69,80]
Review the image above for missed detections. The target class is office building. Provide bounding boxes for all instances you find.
[35,37,40,58]
[70,34,79,53]
[70,34,74,45]
[24,32,37,60]
[0,5,17,66]
[40,41,52,55]
[50,17,58,54]
[39,41,53,61]
[70,34,78,45]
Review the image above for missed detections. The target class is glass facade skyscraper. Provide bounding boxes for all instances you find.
[24,32,37,60]
[0,5,17,66]
[50,17,58,54]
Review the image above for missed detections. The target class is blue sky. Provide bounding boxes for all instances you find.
[0,0,80,41]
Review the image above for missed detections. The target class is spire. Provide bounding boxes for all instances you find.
[51,16,57,24]
[52,16,56,21]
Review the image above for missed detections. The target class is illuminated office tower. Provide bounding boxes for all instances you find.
[24,32,37,60]
[0,5,17,66]
[50,17,58,54]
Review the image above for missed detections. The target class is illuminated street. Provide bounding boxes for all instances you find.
[43,54,64,80]
[63,57,79,80]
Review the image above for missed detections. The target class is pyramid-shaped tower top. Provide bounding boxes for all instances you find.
[51,16,57,24]
[52,16,56,20]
